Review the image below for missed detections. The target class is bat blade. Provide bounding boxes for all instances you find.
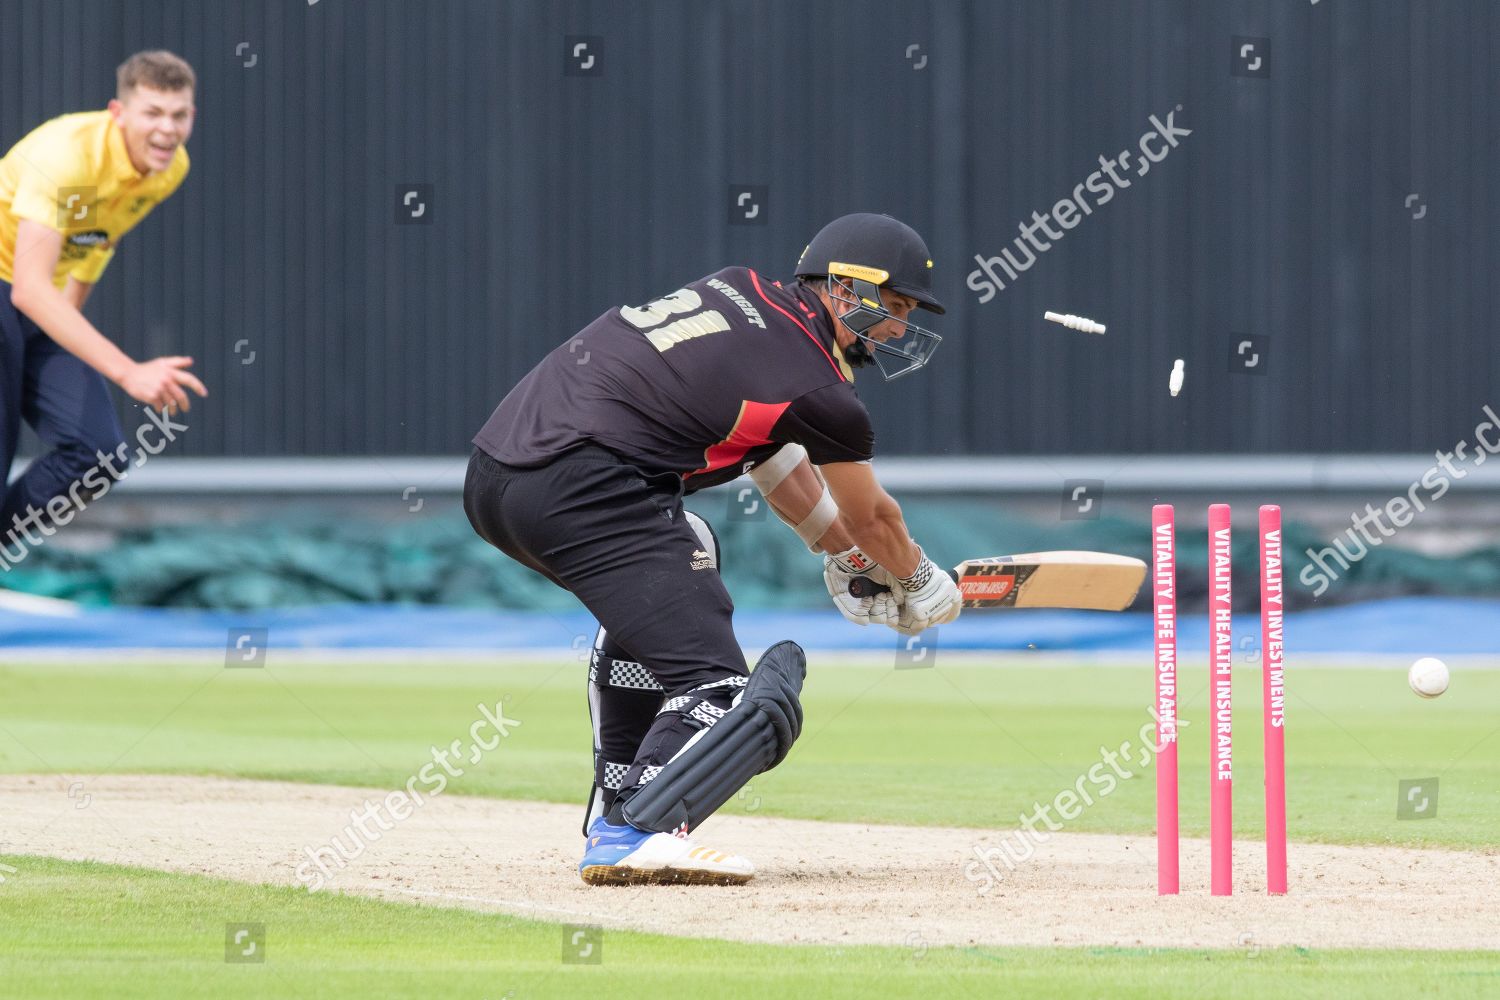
[953,551,1146,610]
[847,550,1147,611]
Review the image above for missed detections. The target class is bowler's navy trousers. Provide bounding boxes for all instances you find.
[0,279,126,537]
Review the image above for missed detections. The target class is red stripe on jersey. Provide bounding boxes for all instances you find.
[688,399,790,479]
[749,269,846,381]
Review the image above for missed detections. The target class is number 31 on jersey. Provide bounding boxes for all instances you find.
[620,288,731,353]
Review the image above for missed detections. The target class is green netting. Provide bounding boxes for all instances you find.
[3,498,1498,610]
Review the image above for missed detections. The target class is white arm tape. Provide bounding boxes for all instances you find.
[795,489,838,550]
[747,443,808,495]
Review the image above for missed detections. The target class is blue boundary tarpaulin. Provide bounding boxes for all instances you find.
[0,597,1496,655]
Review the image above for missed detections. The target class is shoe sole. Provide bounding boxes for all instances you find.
[580,865,752,887]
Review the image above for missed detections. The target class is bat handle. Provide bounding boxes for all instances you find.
[848,576,892,598]
[848,569,958,598]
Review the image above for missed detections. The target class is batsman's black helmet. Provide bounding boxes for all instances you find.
[794,213,945,314]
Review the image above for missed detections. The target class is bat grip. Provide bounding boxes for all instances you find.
[847,576,892,598]
[848,569,958,599]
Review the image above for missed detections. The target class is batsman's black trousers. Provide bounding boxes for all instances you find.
[463,445,749,699]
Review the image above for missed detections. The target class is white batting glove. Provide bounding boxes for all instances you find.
[823,546,901,628]
[893,548,962,636]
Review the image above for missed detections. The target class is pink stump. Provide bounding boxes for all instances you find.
[1152,505,1179,895]
[1259,505,1288,894]
[1208,503,1233,896]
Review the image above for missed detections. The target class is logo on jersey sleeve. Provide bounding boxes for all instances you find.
[61,230,112,261]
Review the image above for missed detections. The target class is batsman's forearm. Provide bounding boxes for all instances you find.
[845,503,920,578]
[811,517,855,553]
[764,491,855,552]
[762,459,823,518]
[11,285,131,382]
[763,457,855,552]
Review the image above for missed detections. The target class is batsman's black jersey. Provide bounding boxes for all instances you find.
[474,267,873,493]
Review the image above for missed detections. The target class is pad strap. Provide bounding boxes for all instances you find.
[589,656,664,692]
[621,641,806,834]
[600,759,631,790]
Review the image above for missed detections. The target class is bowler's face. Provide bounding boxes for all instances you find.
[112,86,195,174]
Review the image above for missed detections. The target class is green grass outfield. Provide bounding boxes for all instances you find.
[0,655,1496,997]
[0,656,1493,847]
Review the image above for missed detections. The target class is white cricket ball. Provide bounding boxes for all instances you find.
[1408,657,1449,699]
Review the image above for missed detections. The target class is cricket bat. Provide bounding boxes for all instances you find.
[847,551,1147,611]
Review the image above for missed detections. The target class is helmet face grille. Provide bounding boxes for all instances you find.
[825,275,942,380]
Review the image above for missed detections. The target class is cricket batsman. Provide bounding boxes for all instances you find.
[464,213,962,885]
[0,50,207,547]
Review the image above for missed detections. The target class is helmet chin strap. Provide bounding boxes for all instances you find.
[843,339,875,368]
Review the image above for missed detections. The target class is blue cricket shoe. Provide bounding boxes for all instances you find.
[579,817,754,886]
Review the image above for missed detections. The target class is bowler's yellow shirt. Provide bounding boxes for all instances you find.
[0,110,189,287]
